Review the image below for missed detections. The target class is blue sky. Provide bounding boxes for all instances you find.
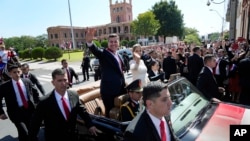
[0,0,229,38]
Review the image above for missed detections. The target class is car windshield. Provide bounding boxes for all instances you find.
[168,77,210,137]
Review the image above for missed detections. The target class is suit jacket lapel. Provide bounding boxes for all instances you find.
[144,111,161,141]
[50,91,68,121]
[105,49,124,74]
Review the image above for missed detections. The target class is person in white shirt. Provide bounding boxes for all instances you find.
[129,44,149,86]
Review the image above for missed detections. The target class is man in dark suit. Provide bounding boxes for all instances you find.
[196,54,224,102]
[187,47,204,85]
[81,54,91,81]
[124,81,179,141]
[20,63,45,96]
[120,79,143,121]
[238,51,250,106]
[29,68,101,141]
[162,51,177,80]
[213,49,229,87]
[0,63,40,141]
[86,28,126,117]
[61,59,79,88]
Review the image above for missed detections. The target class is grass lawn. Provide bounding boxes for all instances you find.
[60,51,83,62]
[20,51,85,63]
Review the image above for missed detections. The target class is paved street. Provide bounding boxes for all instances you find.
[0,59,132,141]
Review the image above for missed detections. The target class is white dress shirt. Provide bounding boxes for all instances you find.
[12,79,28,107]
[147,110,171,141]
[54,91,71,119]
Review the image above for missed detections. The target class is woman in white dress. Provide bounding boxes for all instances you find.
[129,44,149,86]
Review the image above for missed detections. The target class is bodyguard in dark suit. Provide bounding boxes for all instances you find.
[238,52,250,106]
[29,68,100,141]
[21,63,45,95]
[81,54,91,81]
[61,59,79,88]
[213,49,229,87]
[86,28,126,117]
[196,54,224,102]
[120,79,143,121]
[162,51,177,79]
[187,47,204,85]
[124,81,179,141]
[0,63,40,141]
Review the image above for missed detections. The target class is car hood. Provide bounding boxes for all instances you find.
[195,103,250,141]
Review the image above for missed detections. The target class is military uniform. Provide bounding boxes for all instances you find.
[120,98,140,121]
[120,79,143,121]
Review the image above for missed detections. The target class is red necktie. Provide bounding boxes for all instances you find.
[16,81,28,109]
[61,97,70,120]
[160,120,167,141]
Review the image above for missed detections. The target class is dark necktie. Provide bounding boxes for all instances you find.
[61,97,70,120]
[16,81,28,109]
[160,119,167,141]
[66,69,71,83]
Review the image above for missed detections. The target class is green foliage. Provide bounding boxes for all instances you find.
[44,47,63,61]
[184,34,201,46]
[3,34,48,52]
[19,49,32,60]
[128,40,137,47]
[101,40,108,48]
[93,40,101,47]
[208,32,220,42]
[183,27,201,45]
[131,11,160,38]
[152,0,184,41]
[223,32,229,40]
[31,47,45,60]
[121,40,129,47]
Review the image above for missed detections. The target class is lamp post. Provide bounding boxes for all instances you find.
[210,9,224,40]
[67,0,76,49]
[206,0,226,6]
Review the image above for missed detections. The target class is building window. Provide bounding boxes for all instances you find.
[64,33,67,38]
[50,34,53,39]
[116,16,120,23]
[81,33,84,37]
[76,33,78,38]
[120,7,123,11]
[55,34,58,39]
[104,29,106,34]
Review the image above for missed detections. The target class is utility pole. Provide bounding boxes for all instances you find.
[68,0,76,49]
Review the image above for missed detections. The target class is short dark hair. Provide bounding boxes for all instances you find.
[21,63,29,68]
[203,54,215,64]
[192,47,200,53]
[52,68,65,80]
[142,81,168,105]
[108,34,119,40]
[61,59,67,64]
[7,63,21,72]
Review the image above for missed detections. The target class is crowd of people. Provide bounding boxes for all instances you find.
[1,30,250,141]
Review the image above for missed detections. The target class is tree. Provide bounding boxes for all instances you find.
[121,40,129,47]
[101,40,108,48]
[183,27,201,45]
[35,34,48,47]
[152,0,184,42]
[131,11,160,38]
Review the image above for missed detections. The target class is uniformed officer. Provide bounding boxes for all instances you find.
[120,79,143,121]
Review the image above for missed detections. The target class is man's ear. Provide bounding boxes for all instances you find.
[145,100,152,107]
